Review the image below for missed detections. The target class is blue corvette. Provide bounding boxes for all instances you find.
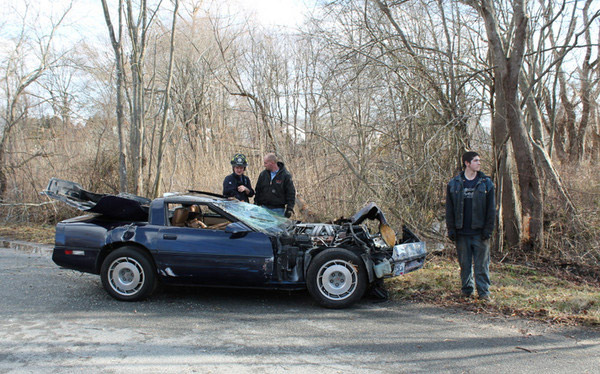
[43,178,426,308]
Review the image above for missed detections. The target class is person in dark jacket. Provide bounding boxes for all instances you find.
[254,153,296,217]
[222,153,254,203]
[446,151,495,301]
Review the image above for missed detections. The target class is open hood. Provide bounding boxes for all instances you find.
[349,202,390,225]
[348,202,397,247]
[41,178,151,221]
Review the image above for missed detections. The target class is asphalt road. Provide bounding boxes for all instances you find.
[1,247,599,374]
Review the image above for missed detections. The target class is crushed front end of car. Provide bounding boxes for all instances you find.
[292,202,426,284]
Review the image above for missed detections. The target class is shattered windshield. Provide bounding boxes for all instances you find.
[212,201,292,236]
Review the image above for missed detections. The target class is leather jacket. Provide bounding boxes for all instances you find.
[445,171,495,238]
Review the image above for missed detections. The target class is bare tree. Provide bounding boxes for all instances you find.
[125,0,151,196]
[101,0,128,192]
[463,0,544,250]
[209,16,283,156]
[562,0,600,161]
[0,2,71,199]
[152,0,179,198]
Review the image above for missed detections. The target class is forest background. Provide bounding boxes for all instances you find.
[1,0,599,274]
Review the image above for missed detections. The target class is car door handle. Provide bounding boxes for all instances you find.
[163,234,177,240]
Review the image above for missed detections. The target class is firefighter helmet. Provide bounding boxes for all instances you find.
[230,153,248,167]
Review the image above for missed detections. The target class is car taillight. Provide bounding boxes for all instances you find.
[64,250,84,255]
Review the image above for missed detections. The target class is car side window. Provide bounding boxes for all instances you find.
[186,204,207,228]
[166,203,231,230]
[202,206,232,230]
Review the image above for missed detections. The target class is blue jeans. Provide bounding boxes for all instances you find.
[266,207,285,216]
[456,235,491,297]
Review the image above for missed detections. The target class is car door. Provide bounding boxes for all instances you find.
[155,225,275,287]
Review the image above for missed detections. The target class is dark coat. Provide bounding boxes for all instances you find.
[254,162,296,211]
[446,171,495,238]
[222,173,254,202]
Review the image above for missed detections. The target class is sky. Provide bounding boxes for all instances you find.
[231,0,312,28]
[1,0,314,34]
[0,0,315,53]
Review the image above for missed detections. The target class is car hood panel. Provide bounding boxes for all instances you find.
[42,178,150,221]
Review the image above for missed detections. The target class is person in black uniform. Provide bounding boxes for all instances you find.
[222,153,254,203]
[254,153,295,217]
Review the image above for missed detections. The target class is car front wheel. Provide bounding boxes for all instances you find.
[100,247,156,301]
[306,248,367,309]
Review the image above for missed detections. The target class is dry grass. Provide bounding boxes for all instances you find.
[541,161,600,266]
[0,224,55,244]
[388,254,600,326]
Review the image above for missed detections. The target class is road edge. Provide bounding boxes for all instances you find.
[0,238,52,255]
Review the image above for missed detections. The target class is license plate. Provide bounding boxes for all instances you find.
[393,262,405,276]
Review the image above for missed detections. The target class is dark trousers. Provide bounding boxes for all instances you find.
[456,235,491,297]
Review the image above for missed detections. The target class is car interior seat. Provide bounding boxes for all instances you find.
[171,207,189,226]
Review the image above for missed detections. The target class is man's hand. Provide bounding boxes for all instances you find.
[448,230,456,242]
[481,232,491,241]
[284,209,293,218]
[237,185,248,193]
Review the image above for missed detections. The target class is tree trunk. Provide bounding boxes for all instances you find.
[573,0,595,161]
[0,131,10,199]
[0,105,16,199]
[101,0,128,193]
[520,73,577,214]
[126,0,148,196]
[505,85,543,249]
[152,0,179,198]
[492,109,521,250]
[469,0,544,250]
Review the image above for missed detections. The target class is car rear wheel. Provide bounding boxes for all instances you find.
[306,248,367,309]
[101,247,156,301]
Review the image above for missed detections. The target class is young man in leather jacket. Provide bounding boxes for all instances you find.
[446,151,495,300]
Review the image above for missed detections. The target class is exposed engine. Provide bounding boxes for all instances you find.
[292,222,389,251]
[272,222,388,282]
[292,223,342,246]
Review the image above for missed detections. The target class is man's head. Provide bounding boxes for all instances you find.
[263,153,279,172]
[462,151,481,173]
[231,153,247,175]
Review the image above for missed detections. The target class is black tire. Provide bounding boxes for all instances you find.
[306,248,368,309]
[100,247,156,301]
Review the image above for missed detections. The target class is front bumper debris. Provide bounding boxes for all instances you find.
[391,242,427,275]
[374,241,427,278]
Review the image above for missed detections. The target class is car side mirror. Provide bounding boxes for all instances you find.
[225,222,251,238]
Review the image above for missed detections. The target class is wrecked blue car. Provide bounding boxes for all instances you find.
[42,178,426,308]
